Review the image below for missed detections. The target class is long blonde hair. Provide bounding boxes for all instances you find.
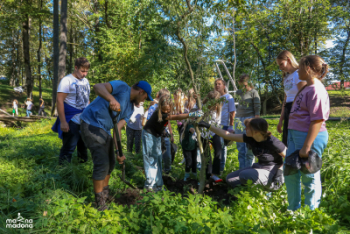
[174,88,184,114]
[276,50,299,78]
[157,95,174,122]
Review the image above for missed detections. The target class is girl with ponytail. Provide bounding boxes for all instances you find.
[276,50,307,146]
[197,117,286,190]
[284,55,330,211]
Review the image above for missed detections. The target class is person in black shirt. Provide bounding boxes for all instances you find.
[143,95,203,191]
[198,118,286,190]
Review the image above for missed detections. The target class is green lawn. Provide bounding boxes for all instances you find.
[0,119,349,233]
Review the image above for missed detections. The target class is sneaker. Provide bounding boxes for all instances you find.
[210,175,223,183]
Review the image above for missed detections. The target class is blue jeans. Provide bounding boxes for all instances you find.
[26,110,32,117]
[284,129,328,211]
[162,137,172,173]
[59,121,88,164]
[142,130,163,190]
[235,116,255,169]
[220,126,229,172]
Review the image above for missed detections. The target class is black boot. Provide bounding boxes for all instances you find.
[102,185,111,202]
[95,191,107,211]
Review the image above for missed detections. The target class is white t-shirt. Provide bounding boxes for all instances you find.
[25,101,33,110]
[57,74,90,124]
[128,105,144,130]
[13,101,18,109]
[284,70,304,103]
[220,93,236,126]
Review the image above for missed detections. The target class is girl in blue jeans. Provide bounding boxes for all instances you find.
[285,55,330,211]
[142,95,202,191]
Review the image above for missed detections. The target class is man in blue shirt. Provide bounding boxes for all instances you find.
[80,80,153,211]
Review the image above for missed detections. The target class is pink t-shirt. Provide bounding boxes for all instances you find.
[288,79,330,132]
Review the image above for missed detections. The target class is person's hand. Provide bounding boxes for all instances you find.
[109,98,121,112]
[117,155,126,164]
[198,121,211,129]
[189,128,195,134]
[189,110,204,118]
[227,126,235,133]
[60,121,69,132]
[171,135,174,143]
[299,146,310,158]
[277,121,283,133]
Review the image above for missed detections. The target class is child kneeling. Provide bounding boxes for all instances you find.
[198,118,286,189]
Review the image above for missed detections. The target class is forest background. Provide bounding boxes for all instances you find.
[0,0,349,115]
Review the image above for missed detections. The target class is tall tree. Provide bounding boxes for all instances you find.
[51,0,59,116]
[37,0,43,98]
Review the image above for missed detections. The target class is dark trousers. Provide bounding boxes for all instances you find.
[203,134,222,178]
[184,148,197,173]
[283,102,293,147]
[126,126,142,153]
[59,121,88,164]
[38,107,45,116]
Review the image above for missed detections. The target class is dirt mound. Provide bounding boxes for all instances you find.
[112,188,144,206]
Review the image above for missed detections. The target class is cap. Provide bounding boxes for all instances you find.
[135,81,153,101]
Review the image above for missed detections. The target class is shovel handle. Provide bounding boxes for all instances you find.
[109,109,123,158]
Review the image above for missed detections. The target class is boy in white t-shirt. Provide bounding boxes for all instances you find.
[52,57,91,165]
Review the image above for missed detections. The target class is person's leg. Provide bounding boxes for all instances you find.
[162,137,172,174]
[302,131,328,210]
[38,108,42,116]
[15,108,18,116]
[76,128,88,163]
[226,169,245,188]
[134,129,142,154]
[126,126,134,153]
[203,139,213,179]
[212,134,222,176]
[26,110,29,117]
[191,148,197,174]
[235,118,246,169]
[220,126,229,172]
[238,168,270,186]
[183,150,192,180]
[282,103,291,146]
[284,129,302,211]
[58,121,80,164]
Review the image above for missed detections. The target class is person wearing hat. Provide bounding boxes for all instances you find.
[25,98,33,117]
[80,80,153,211]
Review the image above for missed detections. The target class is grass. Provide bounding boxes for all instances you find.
[0,119,349,233]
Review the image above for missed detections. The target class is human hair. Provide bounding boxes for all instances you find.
[157,94,173,122]
[158,88,170,99]
[186,89,196,110]
[26,98,32,102]
[238,73,254,88]
[75,57,90,69]
[244,118,271,139]
[13,99,18,104]
[203,90,222,118]
[276,50,299,78]
[214,78,228,94]
[299,55,329,80]
[174,88,184,114]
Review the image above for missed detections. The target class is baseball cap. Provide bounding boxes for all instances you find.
[135,81,153,101]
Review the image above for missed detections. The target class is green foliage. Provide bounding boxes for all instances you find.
[0,119,350,233]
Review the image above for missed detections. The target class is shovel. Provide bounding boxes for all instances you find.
[110,109,136,189]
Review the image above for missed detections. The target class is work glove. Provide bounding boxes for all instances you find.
[189,110,204,118]
[198,121,211,129]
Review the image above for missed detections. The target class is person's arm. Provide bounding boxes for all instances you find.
[114,119,127,163]
[277,94,286,133]
[93,82,120,111]
[209,125,244,142]
[299,120,323,158]
[57,93,69,132]
[167,113,189,121]
[279,147,287,158]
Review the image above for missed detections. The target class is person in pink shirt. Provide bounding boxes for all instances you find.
[285,55,330,211]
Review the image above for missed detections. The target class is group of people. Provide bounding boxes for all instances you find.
[12,97,45,117]
[52,50,330,213]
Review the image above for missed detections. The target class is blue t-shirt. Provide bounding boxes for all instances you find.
[80,80,134,134]
[220,93,236,126]
[147,103,158,120]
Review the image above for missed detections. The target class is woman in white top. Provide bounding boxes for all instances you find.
[25,98,33,117]
[12,99,18,116]
[276,50,307,146]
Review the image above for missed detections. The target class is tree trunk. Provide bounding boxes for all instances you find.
[22,3,33,98]
[339,25,350,89]
[231,11,237,98]
[58,0,67,84]
[10,30,17,87]
[51,0,60,116]
[37,0,43,98]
